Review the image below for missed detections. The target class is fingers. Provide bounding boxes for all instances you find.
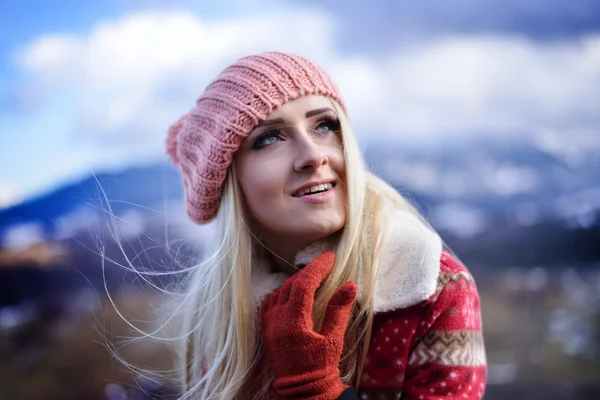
[291,252,336,309]
[264,252,340,332]
[320,281,358,337]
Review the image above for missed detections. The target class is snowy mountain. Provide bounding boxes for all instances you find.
[0,165,184,249]
[366,137,600,233]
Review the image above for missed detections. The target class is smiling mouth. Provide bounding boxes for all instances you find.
[293,182,336,197]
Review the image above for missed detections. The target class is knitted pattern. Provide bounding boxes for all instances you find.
[165,52,346,224]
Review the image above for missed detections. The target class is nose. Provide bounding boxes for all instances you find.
[292,130,329,173]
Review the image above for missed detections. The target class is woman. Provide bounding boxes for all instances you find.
[166,52,487,400]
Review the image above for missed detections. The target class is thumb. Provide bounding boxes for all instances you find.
[320,281,358,338]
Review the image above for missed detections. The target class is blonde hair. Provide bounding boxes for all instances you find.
[176,99,430,399]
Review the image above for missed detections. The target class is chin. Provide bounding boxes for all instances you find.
[298,214,345,240]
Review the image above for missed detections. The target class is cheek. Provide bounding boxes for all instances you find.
[238,170,285,217]
[329,145,347,181]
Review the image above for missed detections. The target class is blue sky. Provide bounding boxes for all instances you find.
[1,1,119,205]
[1,0,599,208]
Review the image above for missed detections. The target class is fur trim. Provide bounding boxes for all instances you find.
[251,210,443,313]
[372,210,442,311]
[251,254,289,310]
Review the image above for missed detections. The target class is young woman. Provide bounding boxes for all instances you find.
[165,52,487,400]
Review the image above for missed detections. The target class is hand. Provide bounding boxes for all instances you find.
[261,252,358,400]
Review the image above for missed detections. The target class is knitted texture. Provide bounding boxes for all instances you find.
[261,252,357,400]
[165,52,346,224]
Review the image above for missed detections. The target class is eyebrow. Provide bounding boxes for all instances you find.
[305,107,335,118]
[255,107,335,127]
[255,118,285,127]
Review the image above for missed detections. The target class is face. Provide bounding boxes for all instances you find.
[234,95,348,252]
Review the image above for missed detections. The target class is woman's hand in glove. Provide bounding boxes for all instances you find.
[261,252,358,400]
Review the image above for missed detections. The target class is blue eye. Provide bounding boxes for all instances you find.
[252,130,281,150]
[314,117,341,134]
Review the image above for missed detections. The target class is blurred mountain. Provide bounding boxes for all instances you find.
[366,137,600,228]
[0,164,183,247]
[364,137,600,267]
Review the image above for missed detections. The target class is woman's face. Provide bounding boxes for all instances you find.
[234,95,347,251]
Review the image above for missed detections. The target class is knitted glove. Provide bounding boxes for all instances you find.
[261,252,358,400]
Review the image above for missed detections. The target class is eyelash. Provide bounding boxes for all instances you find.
[251,115,341,150]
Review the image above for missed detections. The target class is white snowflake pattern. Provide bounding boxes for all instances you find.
[462,295,479,329]
[449,371,459,380]
[395,359,403,368]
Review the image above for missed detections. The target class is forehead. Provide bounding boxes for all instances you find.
[266,95,333,120]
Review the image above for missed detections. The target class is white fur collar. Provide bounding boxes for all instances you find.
[251,210,443,313]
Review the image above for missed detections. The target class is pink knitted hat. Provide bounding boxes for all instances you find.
[166,52,346,224]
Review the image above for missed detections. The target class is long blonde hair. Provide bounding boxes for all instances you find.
[177,99,427,399]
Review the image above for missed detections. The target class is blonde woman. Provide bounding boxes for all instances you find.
[165,52,487,400]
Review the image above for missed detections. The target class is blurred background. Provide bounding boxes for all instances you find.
[1,0,599,399]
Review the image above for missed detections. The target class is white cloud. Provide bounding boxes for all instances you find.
[334,35,600,141]
[13,9,337,152]
[11,9,600,156]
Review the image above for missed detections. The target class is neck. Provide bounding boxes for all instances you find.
[261,239,309,275]
[260,230,342,276]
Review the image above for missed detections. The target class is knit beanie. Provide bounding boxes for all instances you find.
[165,52,346,224]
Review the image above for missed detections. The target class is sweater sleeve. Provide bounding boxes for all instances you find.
[358,251,488,400]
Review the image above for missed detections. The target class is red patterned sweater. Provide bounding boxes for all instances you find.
[357,250,487,400]
[251,210,487,400]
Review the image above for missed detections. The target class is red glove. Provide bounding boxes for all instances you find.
[261,252,358,400]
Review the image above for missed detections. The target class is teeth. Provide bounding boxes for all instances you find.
[297,182,333,196]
